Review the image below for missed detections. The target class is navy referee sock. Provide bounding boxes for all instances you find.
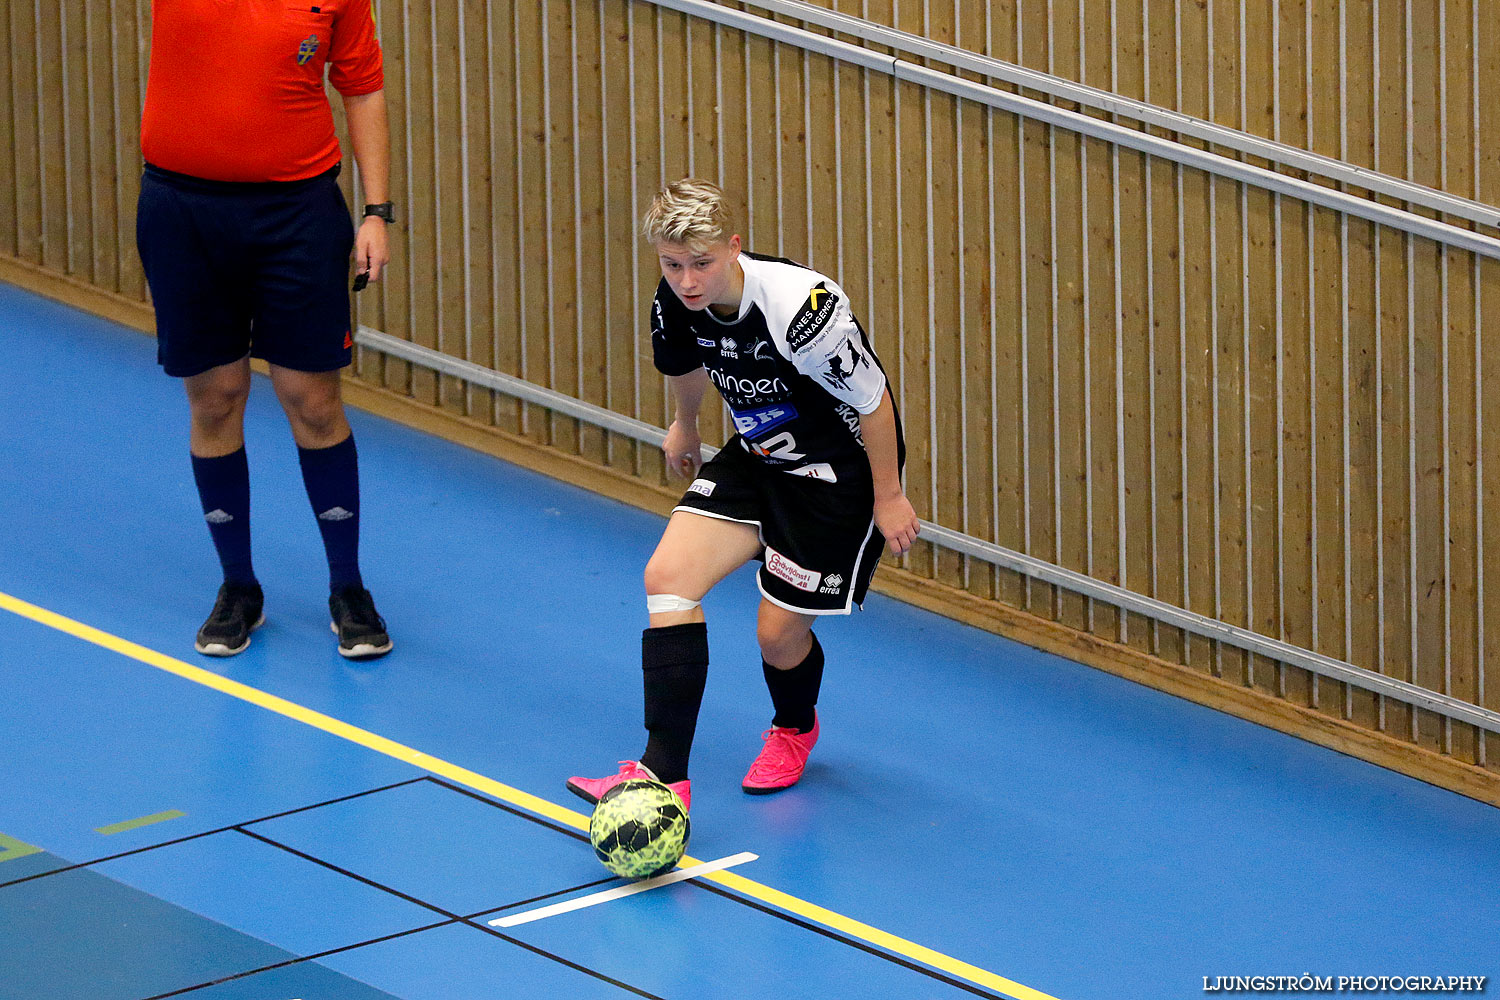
[297,434,363,592]
[190,447,256,587]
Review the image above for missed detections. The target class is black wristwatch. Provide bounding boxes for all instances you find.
[362,201,396,223]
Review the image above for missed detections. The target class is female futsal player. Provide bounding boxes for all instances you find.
[568,179,917,810]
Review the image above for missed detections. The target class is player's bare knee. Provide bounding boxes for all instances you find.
[643,556,695,599]
[757,618,812,665]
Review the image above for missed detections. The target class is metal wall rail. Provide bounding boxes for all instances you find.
[735,0,1500,230]
[357,327,1500,737]
[647,0,1500,259]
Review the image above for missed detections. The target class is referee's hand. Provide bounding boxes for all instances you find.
[874,491,919,557]
[354,217,390,285]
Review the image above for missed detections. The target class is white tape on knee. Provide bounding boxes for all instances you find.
[647,593,701,614]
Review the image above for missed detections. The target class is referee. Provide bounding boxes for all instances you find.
[136,0,395,659]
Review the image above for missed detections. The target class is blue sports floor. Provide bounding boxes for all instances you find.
[2,280,1497,1000]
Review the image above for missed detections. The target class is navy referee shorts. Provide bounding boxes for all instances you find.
[136,162,357,378]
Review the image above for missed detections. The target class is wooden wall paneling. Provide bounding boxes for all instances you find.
[894,74,935,580]
[373,0,413,395]
[929,90,967,592]
[10,0,41,264]
[60,3,90,280]
[987,103,1030,609]
[0,0,17,258]
[454,0,494,424]
[1304,1,1347,716]
[1050,128,1089,633]
[1147,149,1188,665]
[741,32,778,256]
[404,0,438,408]
[573,0,610,464]
[84,3,119,292]
[515,1,554,440]
[431,0,469,418]
[957,96,998,599]
[1082,128,1124,643]
[1175,0,1216,673]
[542,0,581,452]
[1475,0,1499,768]
[1343,217,1382,731]
[35,2,65,273]
[1021,114,1056,616]
[598,0,641,472]
[1119,145,1159,658]
[1409,240,1449,751]
[1080,2,1124,644]
[1480,255,1500,769]
[1444,247,1480,762]
[631,3,668,483]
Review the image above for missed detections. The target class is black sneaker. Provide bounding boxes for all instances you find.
[329,585,393,659]
[195,582,265,656]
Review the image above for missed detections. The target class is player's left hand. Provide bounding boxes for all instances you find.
[874,491,919,557]
[354,217,390,285]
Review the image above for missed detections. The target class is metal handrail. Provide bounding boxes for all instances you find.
[645,0,1500,259]
[737,0,1500,230]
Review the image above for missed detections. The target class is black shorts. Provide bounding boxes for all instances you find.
[673,437,887,615]
[136,163,356,378]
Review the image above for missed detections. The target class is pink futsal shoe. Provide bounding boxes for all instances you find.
[742,713,820,794]
[567,761,692,812]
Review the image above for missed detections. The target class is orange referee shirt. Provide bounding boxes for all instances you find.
[141,0,384,183]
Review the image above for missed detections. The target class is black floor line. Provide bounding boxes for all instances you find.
[0,777,427,890]
[422,775,1006,997]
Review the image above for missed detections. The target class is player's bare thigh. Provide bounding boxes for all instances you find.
[644,510,762,627]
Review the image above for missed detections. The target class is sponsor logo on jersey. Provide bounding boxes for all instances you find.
[751,339,774,362]
[821,339,870,392]
[686,478,716,497]
[719,337,738,358]
[696,336,716,348]
[318,506,355,522]
[746,432,806,463]
[297,34,320,65]
[730,402,798,438]
[820,573,845,594]
[834,402,865,444]
[710,369,789,399]
[765,546,822,592]
[786,282,839,352]
[204,509,233,524]
[785,462,837,482]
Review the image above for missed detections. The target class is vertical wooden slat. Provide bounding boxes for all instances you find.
[10,0,41,263]
[0,0,16,259]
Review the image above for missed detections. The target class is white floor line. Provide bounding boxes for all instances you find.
[488,852,759,928]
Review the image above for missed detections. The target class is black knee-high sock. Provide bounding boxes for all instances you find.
[762,632,824,733]
[638,622,709,784]
[297,434,362,591]
[191,447,256,586]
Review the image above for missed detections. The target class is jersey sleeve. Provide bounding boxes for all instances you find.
[650,282,703,377]
[781,281,887,414]
[328,0,385,96]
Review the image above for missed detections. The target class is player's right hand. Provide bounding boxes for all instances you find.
[662,420,703,479]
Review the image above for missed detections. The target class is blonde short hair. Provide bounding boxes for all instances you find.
[640,178,734,251]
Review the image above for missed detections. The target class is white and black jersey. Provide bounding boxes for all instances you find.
[652,252,904,486]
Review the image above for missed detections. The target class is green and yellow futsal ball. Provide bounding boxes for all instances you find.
[589,779,691,878]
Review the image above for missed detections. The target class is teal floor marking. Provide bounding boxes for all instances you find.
[94,810,187,836]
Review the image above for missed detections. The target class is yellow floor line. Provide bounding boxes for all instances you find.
[0,589,1062,1000]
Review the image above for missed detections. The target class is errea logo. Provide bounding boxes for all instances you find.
[819,573,844,594]
[719,337,738,358]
